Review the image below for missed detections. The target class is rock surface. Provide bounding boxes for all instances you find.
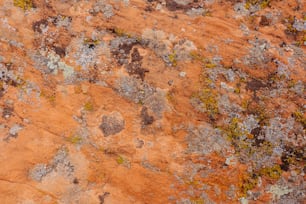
[0,0,305,203]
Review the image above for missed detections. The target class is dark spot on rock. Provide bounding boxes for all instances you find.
[165,0,201,11]
[140,106,154,125]
[131,48,142,62]
[98,192,110,204]
[165,0,185,11]
[251,127,265,146]
[53,46,66,57]
[88,65,99,83]
[2,104,14,119]
[279,41,287,47]
[259,15,270,26]
[126,48,149,80]
[145,5,154,12]
[51,15,72,26]
[73,178,79,184]
[135,138,144,148]
[280,145,305,171]
[110,36,139,65]
[88,44,95,49]
[32,19,48,33]
[246,79,266,92]
[99,112,125,137]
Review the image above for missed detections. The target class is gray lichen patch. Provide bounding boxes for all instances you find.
[143,89,168,119]
[141,28,196,65]
[8,123,23,137]
[116,76,156,103]
[90,0,114,19]
[28,164,52,182]
[29,147,74,182]
[99,112,125,137]
[46,51,75,80]
[186,124,231,156]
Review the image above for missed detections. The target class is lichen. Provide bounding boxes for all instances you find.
[225,117,246,139]
[239,173,258,196]
[168,52,177,67]
[13,0,33,10]
[67,135,82,144]
[259,164,282,180]
[245,0,270,10]
[292,110,306,129]
[83,101,94,112]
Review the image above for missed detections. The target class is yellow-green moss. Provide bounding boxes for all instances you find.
[240,174,258,196]
[116,155,125,164]
[114,28,132,38]
[259,165,282,180]
[198,89,219,119]
[166,90,176,104]
[204,63,216,69]
[287,79,296,88]
[185,179,200,187]
[292,111,306,129]
[14,0,33,10]
[83,38,100,46]
[190,198,205,204]
[226,117,245,139]
[189,51,205,62]
[245,0,270,9]
[234,83,241,94]
[295,34,306,47]
[168,52,177,67]
[84,101,94,111]
[67,135,82,144]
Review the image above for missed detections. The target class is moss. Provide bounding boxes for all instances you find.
[116,155,125,164]
[83,38,100,46]
[84,101,94,111]
[189,51,204,62]
[259,0,270,9]
[168,52,177,67]
[185,179,200,187]
[67,135,82,144]
[74,85,82,94]
[189,52,217,69]
[287,79,297,88]
[239,173,258,196]
[114,28,132,38]
[244,102,270,126]
[14,0,33,10]
[245,0,270,9]
[226,117,245,139]
[292,111,306,129]
[40,90,56,105]
[234,83,241,94]
[259,165,282,180]
[295,34,306,47]
[166,90,176,104]
[204,62,216,69]
[203,58,217,69]
[198,89,219,119]
[281,146,305,171]
[190,198,205,204]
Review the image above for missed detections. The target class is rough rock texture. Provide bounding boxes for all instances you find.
[0,0,305,203]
